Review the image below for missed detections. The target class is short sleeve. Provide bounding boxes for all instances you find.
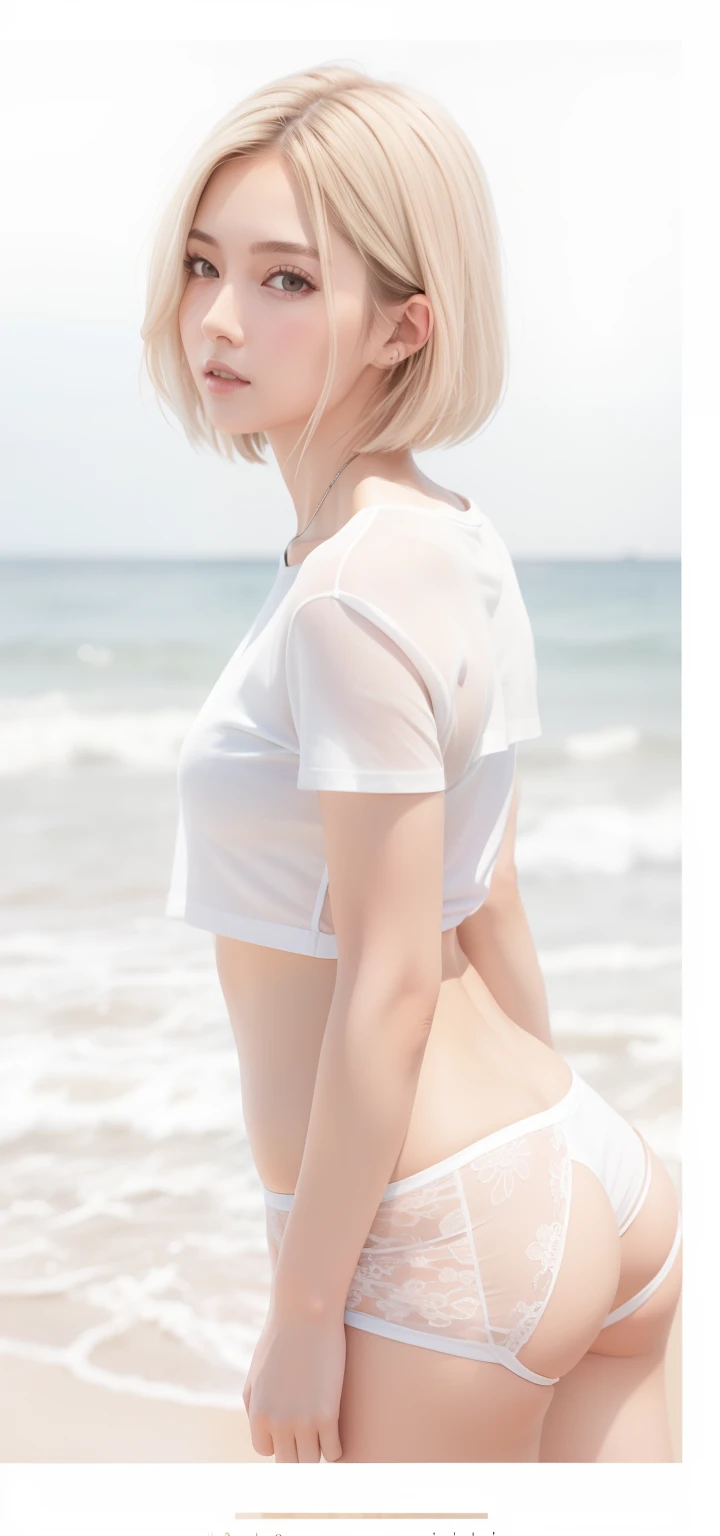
[286,593,447,792]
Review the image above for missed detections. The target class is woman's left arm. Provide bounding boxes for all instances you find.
[243,783,444,1463]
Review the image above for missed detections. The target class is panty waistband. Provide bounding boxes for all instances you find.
[262,1067,584,1211]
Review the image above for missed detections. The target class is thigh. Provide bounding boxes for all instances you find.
[265,1207,548,1462]
[337,1160,622,1463]
[338,1327,553,1462]
[538,1343,674,1462]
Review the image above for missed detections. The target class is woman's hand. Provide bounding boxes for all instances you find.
[242,1301,346,1462]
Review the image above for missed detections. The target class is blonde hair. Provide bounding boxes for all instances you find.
[140,61,508,471]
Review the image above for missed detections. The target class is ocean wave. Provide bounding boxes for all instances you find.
[0,926,214,1008]
[534,634,679,661]
[1,691,678,782]
[0,1279,258,1411]
[0,692,195,775]
[0,1335,243,1411]
[551,1009,680,1045]
[0,980,680,1409]
[0,926,243,1144]
[517,795,680,875]
[0,1164,272,1401]
[519,731,678,776]
[565,726,642,759]
[539,943,681,975]
[0,1032,246,1144]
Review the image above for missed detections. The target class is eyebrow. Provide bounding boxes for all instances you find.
[187,228,320,260]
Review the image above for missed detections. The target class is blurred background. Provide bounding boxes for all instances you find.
[0,40,680,1450]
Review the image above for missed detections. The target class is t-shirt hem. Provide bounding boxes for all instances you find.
[165,898,341,958]
[296,767,446,792]
[166,897,489,956]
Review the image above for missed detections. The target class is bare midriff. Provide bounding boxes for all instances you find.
[213,925,572,1196]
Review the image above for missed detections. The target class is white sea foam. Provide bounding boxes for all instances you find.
[0,923,681,1145]
[0,692,194,775]
[0,1332,250,1411]
[0,694,669,785]
[0,975,680,1405]
[551,1009,680,1049]
[0,926,214,1007]
[0,557,681,1411]
[0,1022,245,1143]
[539,943,681,975]
[517,795,680,875]
[0,1265,262,1410]
[76,643,115,669]
[565,726,642,759]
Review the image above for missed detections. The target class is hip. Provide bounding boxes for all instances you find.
[262,1068,663,1387]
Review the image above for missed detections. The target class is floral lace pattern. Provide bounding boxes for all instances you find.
[470,1135,533,1204]
[265,1122,572,1363]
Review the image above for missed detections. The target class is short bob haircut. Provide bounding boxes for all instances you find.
[140,61,508,472]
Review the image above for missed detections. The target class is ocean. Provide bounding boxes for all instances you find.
[0,555,680,1410]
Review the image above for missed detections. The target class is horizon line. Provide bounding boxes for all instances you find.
[0,550,681,563]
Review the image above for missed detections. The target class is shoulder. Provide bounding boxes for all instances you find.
[289,506,476,614]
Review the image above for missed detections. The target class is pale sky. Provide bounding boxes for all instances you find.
[0,39,679,558]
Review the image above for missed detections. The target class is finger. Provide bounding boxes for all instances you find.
[271,1428,298,1462]
[249,1415,275,1458]
[294,1424,321,1463]
[319,1419,343,1462]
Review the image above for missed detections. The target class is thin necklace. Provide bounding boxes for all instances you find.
[283,453,360,567]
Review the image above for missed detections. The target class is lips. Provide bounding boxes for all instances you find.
[204,372,250,395]
[204,362,249,382]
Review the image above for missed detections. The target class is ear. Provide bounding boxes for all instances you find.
[379,292,434,369]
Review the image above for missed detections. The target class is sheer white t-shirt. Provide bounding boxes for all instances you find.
[166,500,540,958]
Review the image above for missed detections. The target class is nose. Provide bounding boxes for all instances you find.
[200,282,245,343]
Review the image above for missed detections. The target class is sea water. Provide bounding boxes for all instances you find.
[0,554,680,1407]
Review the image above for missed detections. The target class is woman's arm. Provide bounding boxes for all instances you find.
[456,774,554,1047]
[242,785,444,1462]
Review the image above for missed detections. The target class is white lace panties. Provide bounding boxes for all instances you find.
[263,1069,666,1387]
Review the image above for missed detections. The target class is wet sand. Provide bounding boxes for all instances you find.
[0,1302,681,1463]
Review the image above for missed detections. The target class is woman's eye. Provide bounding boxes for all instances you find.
[183,255,216,278]
[264,269,315,297]
[182,257,315,297]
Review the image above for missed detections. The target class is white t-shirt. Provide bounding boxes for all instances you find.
[166,499,540,958]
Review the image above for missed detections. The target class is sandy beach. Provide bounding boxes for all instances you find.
[0,1302,680,1463]
[0,557,681,1467]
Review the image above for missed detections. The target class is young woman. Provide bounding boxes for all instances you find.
[143,63,682,1462]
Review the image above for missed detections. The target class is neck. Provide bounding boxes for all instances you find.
[266,364,402,534]
[274,446,422,547]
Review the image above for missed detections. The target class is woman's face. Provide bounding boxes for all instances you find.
[178,152,382,443]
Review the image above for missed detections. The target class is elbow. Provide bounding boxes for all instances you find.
[336,956,442,1036]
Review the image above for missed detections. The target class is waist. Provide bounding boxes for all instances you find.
[263,1066,581,1209]
[214,933,567,1194]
